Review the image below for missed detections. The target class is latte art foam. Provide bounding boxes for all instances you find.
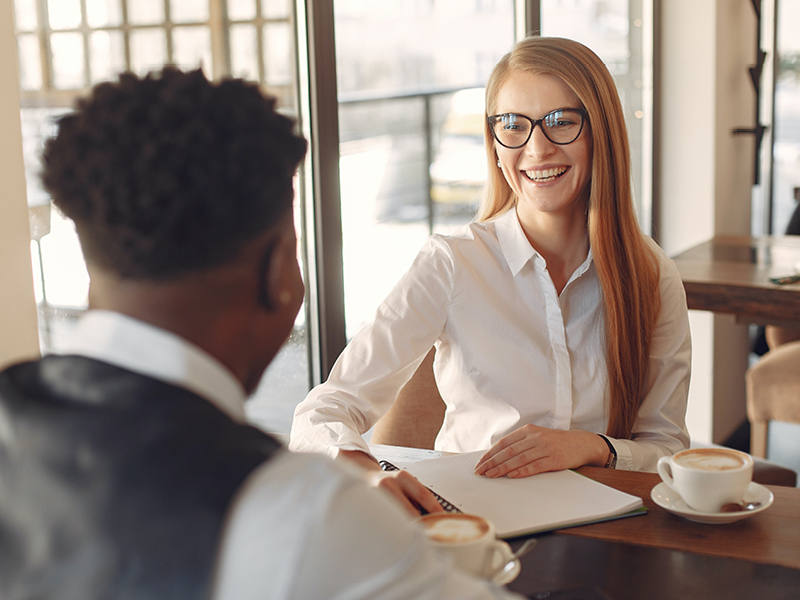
[674,449,748,471]
[420,514,490,544]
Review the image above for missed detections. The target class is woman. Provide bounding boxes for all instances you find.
[290,36,691,513]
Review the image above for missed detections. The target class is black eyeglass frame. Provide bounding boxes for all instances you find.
[487,108,589,148]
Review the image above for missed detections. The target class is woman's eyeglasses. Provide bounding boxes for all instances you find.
[487,108,588,148]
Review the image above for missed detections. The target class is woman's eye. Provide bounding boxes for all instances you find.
[547,116,576,128]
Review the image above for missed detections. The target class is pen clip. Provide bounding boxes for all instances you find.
[768,274,800,285]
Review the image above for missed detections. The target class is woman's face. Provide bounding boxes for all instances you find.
[492,71,592,223]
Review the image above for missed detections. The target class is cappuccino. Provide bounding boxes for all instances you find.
[417,513,507,577]
[657,448,754,513]
[673,448,748,471]
[419,513,490,544]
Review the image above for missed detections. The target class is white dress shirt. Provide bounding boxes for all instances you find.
[290,208,691,472]
[57,310,522,600]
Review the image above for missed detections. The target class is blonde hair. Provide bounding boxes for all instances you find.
[480,36,660,439]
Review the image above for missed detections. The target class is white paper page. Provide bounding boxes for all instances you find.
[396,450,643,537]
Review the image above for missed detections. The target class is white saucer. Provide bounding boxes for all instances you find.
[650,481,774,524]
[491,541,521,585]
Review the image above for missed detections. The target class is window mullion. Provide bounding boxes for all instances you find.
[208,0,228,78]
[35,0,52,90]
[164,0,173,64]
[79,0,91,86]
[297,0,345,383]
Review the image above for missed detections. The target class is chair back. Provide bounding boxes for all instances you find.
[371,348,445,449]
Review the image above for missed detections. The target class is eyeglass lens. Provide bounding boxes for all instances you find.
[490,109,585,148]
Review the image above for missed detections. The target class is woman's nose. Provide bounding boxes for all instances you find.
[524,125,554,158]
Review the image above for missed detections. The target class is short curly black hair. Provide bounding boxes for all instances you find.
[41,68,307,279]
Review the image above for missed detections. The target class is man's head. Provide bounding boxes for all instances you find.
[42,67,307,280]
[42,68,308,391]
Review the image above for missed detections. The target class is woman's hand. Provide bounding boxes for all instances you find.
[340,449,446,516]
[474,425,609,478]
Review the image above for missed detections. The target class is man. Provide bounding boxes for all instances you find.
[0,69,520,599]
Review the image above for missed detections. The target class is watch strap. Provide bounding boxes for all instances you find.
[597,434,618,469]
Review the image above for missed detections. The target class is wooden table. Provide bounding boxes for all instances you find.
[671,235,800,326]
[372,445,800,599]
[565,466,800,570]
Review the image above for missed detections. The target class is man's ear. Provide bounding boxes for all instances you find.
[257,238,280,311]
[257,236,294,312]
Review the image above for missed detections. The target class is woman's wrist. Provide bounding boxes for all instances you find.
[597,434,618,469]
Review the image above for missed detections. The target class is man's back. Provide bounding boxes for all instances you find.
[0,355,280,600]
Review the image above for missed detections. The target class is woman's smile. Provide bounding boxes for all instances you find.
[522,165,570,183]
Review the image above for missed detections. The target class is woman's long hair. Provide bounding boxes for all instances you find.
[479,36,660,439]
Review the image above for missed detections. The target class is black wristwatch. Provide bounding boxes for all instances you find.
[598,434,617,469]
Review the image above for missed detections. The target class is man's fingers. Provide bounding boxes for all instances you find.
[392,471,446,514]
[380,484,423,515]
[370,470,445,515]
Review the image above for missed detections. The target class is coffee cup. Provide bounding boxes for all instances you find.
[418,513,508,577]
[657,448,754,513]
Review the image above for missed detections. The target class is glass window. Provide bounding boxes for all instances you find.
[51,33,86,89]
[771,2,800,235]
[173,26,213,75]
[48,0,82,30]
[263,0,290,19]
[86,0,123,28]
[171,0,210,23]
[13,0,307,435]
[17,34,42,90]
[90,30,126,84]
[263,22,291,86]
[334,0,515,339]
[228,0,257,21]
[128,0,165,25]
[541,0,652,232]
[230,24,259,80]
[13,0,38,32]
[130,28,168,75]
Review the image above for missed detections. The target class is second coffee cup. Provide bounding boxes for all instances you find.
[418,513,508,577]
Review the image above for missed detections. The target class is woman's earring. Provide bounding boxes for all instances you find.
[496,159,502,168]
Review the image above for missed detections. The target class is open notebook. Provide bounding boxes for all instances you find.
[388,450,645,538]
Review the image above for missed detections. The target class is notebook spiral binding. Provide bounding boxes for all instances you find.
[379,460,462,514]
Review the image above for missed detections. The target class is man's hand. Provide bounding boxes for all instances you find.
[339,449,446,516]
[474,426,609,478]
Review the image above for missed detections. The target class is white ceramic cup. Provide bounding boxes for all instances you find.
[657,448,754,513]
[418,513,508,577]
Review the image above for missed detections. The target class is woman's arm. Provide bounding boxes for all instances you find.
[289,238,455,510]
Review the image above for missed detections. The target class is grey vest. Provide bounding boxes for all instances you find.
[0,355,281,600]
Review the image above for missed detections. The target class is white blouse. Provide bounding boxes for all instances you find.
[291,208,692,472]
